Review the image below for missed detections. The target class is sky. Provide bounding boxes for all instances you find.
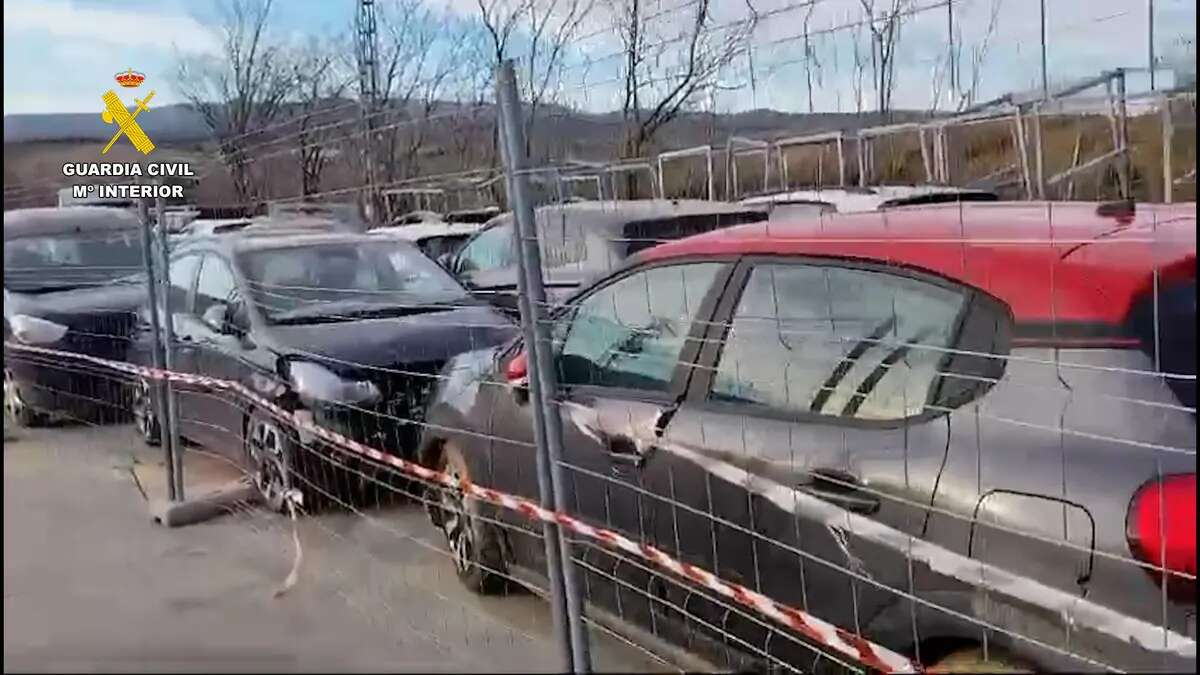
[3,0,1195,117]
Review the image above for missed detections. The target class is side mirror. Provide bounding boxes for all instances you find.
[437,252,455,270]
[202,303,247,336]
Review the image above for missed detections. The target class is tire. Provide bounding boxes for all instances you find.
[245,411,301,514]
[926,646,1029,673]
[4,369,44,428]
[130,379,161,446]
[434,442,508,594]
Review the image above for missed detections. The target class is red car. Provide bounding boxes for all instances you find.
[420,200,1196,671]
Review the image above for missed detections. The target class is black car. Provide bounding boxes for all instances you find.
[4,207,149,426]
[417,203,1196,672]
[133,231,516,510]
[443,200,768,315]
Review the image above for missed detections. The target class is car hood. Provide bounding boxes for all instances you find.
[5,279,147,323]
[261,303,518,372]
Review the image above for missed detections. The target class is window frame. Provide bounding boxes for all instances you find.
[549,255,739,403]
[453,220,516,275]
[685,255,1008,429]
[192,251,253,334]
[167,252,204,315]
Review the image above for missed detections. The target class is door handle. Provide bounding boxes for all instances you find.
[797,485,880,514]
[798,470,880,514]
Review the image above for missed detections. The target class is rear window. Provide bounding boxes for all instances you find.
[1129,277,1196,410]
[620,211,768,257]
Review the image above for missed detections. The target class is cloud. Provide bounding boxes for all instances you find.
[3,0,221,55]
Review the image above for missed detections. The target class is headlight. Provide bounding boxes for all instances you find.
[288,360,381,406]
[9,315,69,345]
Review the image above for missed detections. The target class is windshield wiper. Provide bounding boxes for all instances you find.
[340,304,450,319]
[269,299,461,324]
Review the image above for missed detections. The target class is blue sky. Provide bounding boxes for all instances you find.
[2,0,352,115]
[3,0,1195,117]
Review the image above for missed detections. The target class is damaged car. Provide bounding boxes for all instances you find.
[133,230,516,510]
[4,207,150,426]
[418,201,1196,672]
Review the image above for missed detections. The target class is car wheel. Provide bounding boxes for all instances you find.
[130,379,161,446]
[435,442,507,594]
[246,411,301,514]
[926,646,1028,673]
[4,369,43,428]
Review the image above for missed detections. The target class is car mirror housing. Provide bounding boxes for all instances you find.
[202,303,247,337]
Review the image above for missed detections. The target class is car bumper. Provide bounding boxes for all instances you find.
[5,349,132,419]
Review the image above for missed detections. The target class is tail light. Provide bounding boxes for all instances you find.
[504,349,528,384]
[1127,474,1196,597]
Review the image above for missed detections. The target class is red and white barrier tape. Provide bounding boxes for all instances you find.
[6,342,920,673]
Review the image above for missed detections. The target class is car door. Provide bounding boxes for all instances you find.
[643,258,982,665]
[186,253,248,459]
[485,260,733,629]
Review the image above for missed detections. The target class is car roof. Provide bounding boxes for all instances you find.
[173,230,421,257]
[3,206,142,239]
[639,201,1197,326]
[483,199,769,232]
[183,218,254,233]
[740,185,997,212]
[370,222,484,240]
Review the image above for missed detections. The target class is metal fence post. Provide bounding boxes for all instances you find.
[495,59,593,673]
[155,189,184,500]
[1162,94,1174,203]
[1115,69,1132,200]
[137,197,177,502]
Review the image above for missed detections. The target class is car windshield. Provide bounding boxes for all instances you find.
[3,230,144,292]
[239,241,471,324]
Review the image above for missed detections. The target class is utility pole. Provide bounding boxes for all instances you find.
[1039,0,1049,100]
[947,0,957,104]
[1148,0,1156,90]
[356,0,381,225]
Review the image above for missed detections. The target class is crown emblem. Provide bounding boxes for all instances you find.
[115,69,146,88]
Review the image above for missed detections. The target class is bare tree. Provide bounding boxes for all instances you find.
[953,0,1002,111]
[849,6,868,114]
[476,0,596,160]
[445,50,498,172]
[614,0,758,163]
[176,0,292,207]
[858,0,910,117]
[801,1,821,114]
[288,37,352,196]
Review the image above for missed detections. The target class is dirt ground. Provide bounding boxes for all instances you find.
[3,423,672,673]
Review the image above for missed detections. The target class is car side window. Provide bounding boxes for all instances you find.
[167,254,202,314]
[194,255,241,329]
[455,223,515,273]
[556,263,722,393]
[710,263,968,420]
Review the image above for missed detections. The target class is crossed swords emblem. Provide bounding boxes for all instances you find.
[100,89,156,155]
